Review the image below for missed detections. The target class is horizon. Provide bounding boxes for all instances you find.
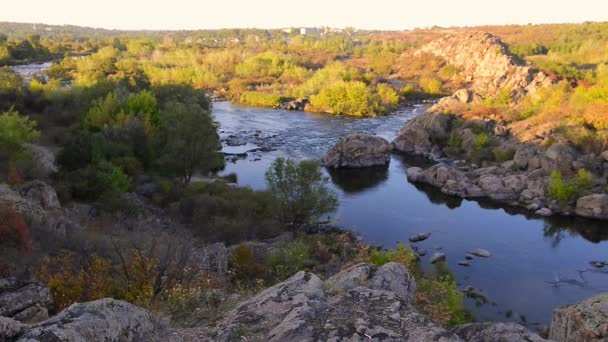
[3,0,608,31]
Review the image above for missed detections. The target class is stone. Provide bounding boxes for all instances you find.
[206,264,459,341]
[0,316,27,340]
[465,254,475,260]
[392,113,450,158]
[25,143,58,177]
[452,322,550,342]
[17,298,156,342]
[457,261,470,267]
[601,150,608,162]
[470,249,492,258]
[408,232,431,243]
[535,208,553,216]
[19,180,61,210]
[431,252,446,264]
[0,278,52,323]
[541,143,577,174]
[406,167,423,180]
[549,293,608,342]
[322,133,392,168]
[575,194,608,220]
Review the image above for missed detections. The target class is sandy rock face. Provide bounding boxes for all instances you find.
[322,133,392,168]
[419,31,552,101]
[549,293,608,342]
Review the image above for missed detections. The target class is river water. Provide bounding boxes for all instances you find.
[212,100,608,327]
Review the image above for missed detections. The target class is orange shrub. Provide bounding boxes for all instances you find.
[0,201,31,253]
[584,102,608,130]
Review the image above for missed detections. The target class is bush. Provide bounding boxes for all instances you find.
[492,147,516,162]
[238,91,283,107]
[265,158,338,228]
[419,76,443,95]
[472,133,490,151]
[309,81,383,116]
[266,241,313,281]
[547,169,593,203]
[547,170,574,203]
[0,202,31,253]
[376,83,399,107]
[584,102,608,130]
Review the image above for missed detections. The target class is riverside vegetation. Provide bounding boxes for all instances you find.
[1,21,608,341]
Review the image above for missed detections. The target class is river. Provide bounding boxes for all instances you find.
[212,100,608,327]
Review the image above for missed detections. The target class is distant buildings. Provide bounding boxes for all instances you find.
[299,27,321,35]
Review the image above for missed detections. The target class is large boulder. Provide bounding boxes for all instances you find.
[0,316,27,340]
[452,322,549,342]
[0,278,52,323]
[392,113,451,158]
[541,143,577,174]
[20,180,61,210]
[206,263,460,341]
[16,298,156,342]
[549,293,608,342]
[575,194,608,220]
[322,133,392,168]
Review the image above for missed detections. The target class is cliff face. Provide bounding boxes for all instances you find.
[419,31,553,101]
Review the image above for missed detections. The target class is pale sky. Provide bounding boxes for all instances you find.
[2,0,608,31]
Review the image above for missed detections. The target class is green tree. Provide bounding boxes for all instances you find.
[265,158,338,228]
[0,108,40,161]
[157,102,223,184]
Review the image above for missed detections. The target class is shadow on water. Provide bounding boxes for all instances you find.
[327,166,389,193]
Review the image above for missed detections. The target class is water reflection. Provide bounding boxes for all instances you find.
[327,166,389,193]
[543,216,608,246]
[411,182,464,209]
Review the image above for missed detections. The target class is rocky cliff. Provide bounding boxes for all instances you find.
[419,31,553,103]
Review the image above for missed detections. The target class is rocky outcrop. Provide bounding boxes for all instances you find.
[322,133,392,168]
[419,31,553,103]
[13,298,156,342]
[19,180,61,210]
[549,293,608,342]
[0,317,26,341]
[0,278,52,323]
[392,113,451,158]
[206,262,461,341]
[452,322,550,342]
[575,194,608,220]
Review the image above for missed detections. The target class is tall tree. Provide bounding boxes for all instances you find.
[157,102,223,183]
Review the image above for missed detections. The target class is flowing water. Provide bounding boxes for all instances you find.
[213,100,608,327]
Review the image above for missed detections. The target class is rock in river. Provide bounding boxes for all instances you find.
[322,133,392,168]
[431,252,446,264]
[470,249,492,258]
[408,232,431,243]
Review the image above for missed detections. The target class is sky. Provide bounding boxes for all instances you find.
[2,0,608,31]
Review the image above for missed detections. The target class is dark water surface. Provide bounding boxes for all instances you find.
[213,101,608,326]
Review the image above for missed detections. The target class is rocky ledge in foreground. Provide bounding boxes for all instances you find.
[1,298,156,341]
[322,133,392,168]
[202,262,543,341]
[2,265,607,341]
